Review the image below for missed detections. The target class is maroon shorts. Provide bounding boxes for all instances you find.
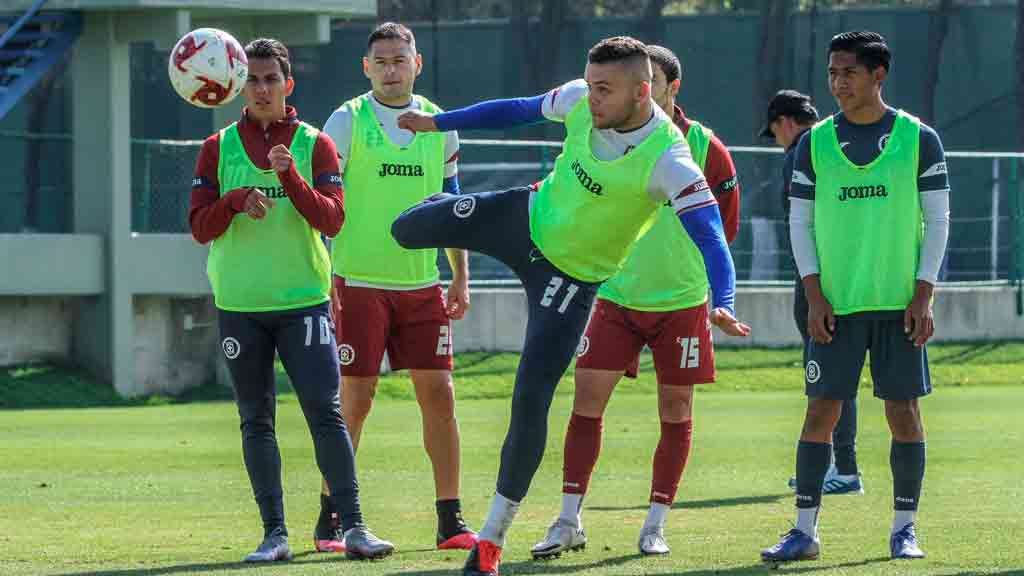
[333,276,453,377]
[575,298,715,385]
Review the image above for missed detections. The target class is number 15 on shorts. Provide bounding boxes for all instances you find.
[678,336,700,369]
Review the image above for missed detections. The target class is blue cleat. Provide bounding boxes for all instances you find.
[823,473,864,495]
[890,523,925,559]
[761,529,820,563]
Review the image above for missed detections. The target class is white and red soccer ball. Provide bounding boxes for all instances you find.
[168,28,247,108]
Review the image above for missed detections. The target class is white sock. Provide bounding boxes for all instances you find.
[643,502,670,531]
[892,510,916,534]
[478,493,520,547]
[796,507,819,538]
[559,493,583,527]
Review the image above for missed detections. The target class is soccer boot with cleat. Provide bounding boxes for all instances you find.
[761,528,820,563]
[890,523,925,559]
[531,518,587,559]
[244,527,293,563]
[437,511,479,550]
[822,472,864,495]
[638,525,670,556]
[464,539,502,576]
[313,505,346,553]
[343,525,394,560]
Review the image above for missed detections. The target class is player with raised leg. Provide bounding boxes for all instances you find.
[531,45,744,560]
[392,36,749,576]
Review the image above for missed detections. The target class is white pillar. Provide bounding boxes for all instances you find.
[72,12,136,396]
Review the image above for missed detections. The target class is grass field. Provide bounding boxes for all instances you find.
[2,344,1023,576]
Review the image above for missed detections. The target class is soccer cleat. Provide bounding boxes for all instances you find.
[761,528,820,563]
[244,527,292,563]
[531,518,587,559]
[343,525,394,560]
[890,523,925,559]
[788,467,865,495]
[439,529,479,550]
[638,525,670,556]
[464,539,502,576]
[823,472,864,495]
[313,507,346,553]
[438,509,478,550]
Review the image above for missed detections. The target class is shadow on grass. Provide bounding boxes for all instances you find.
[587,493,789,512]
[58,550,355,575]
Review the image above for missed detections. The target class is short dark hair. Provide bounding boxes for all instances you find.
[588,36,649,68]
[368,22,416,52]
[245,38,291,78]
[647,45,682,84]
[829,30,891,72]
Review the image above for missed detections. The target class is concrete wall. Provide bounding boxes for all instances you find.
[3,284,1022,396]
[452,285,1024,352]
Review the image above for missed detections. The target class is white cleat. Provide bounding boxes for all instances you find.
[638,525,670,556]
[531,518,587,559]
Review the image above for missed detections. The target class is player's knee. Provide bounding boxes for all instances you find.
[803,397,842,436]
[239,412,275,438]
[885,399,923,435]
[391,206,429,248]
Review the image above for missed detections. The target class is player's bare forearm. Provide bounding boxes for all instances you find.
[445,247,469,281]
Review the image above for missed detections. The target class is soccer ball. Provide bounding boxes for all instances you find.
[168,28,247,108]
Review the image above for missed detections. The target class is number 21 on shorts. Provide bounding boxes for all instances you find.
[540,276,579,314]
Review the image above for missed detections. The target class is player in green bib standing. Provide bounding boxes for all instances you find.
[316,22,475,553]
[531,45,746,560]
[761,31,950,563]
[392,36,748,576]
[188,38,393,563]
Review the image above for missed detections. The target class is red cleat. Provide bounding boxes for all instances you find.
[463,539,502,576]
[438,530,478,550]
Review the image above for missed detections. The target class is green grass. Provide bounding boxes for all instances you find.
[5,342,1024,409]
[1,345,1023,575]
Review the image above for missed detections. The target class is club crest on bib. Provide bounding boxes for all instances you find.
[222,337,241,359]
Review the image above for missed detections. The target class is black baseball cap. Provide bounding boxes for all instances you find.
[759,90,819,138]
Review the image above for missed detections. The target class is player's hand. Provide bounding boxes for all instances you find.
[445,275,471,320]
[397,110,439,133]
[243,188,275,220]
[806,292,835,345]
[329,283,342,324]
[268,144,293,173]
[710,307,751,337]
[905,280,935,347]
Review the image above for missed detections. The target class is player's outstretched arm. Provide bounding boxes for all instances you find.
[398,95,547,133]
[676,200,750,337]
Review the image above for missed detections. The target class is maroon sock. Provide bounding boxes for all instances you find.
[562,413,603,495]
[650,420,693,505]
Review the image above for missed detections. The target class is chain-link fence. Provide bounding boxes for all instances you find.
[2,129,1021,286]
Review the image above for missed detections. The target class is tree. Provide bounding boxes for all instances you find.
[922,0,955,126]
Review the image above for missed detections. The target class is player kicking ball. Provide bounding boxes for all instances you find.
[531,44,747,560]
[392,36,748,576]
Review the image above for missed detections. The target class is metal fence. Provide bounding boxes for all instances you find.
[2,129,1022,286]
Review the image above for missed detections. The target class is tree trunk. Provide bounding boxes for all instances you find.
[642,0,668,45]
[754,0,792,128]
[922,0,955,126]
[1017,0,1024,150]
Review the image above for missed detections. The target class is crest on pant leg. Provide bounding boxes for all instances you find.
[806,360,822,384]
[453,196,476,219]
[222,337,241,359]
